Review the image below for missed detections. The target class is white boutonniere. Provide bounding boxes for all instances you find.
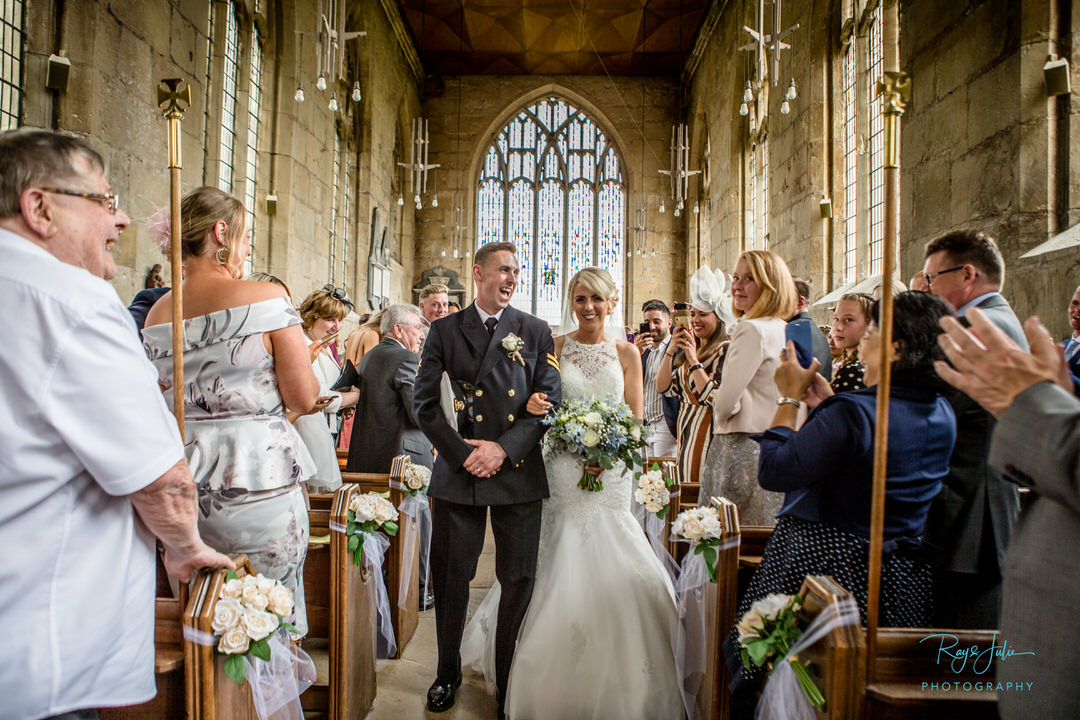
[502,333,525,365]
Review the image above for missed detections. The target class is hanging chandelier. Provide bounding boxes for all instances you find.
[295,0,366,112]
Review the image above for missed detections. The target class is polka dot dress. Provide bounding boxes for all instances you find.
[723,516,933,696]
[831,360,867,393]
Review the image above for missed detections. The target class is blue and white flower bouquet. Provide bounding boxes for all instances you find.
[543,395,649,491]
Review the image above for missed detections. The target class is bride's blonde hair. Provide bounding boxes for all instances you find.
[566,267,619,310]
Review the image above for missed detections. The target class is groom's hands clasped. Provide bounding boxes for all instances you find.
[463,439,508,478]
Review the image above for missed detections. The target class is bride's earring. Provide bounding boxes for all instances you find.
[216,246,229,266]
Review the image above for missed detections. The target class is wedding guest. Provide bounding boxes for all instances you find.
[830,292,875,393]
[634,299,679,458]
[1063,284,1080,387]
[922,228,1027,628]
[0,128,232,719]
[910,270,928,292]
[448,299,462,313]
[143,186,320,634]
[935,307,1080,720]
[656,267,732,487]
[293,287,359,492]
[344,308,385,366]
[725,291,958,700]
[128,285,170,333]
[700,250,797,525]
[790,277,833,381]
[419,282,450,323]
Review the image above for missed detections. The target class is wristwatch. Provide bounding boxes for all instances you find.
[688,363,704,372]
[776,396,801,408]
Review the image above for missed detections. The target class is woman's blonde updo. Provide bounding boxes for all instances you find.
[180,186,246,266]
[566,267,619,311]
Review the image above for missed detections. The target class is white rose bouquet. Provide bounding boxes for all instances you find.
[213,571,298,684]
[633,463,674,518]
[671,505,724,581]
[401,459,431,496]
[542,395,649,491]
[737,593,825,711]
[346,491,400,566]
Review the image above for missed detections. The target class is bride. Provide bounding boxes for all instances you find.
[461,267,683,720]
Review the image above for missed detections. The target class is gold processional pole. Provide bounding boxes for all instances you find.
[157,79,190,437]
[866,15,910,685]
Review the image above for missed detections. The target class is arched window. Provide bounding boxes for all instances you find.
[477,96,625,326]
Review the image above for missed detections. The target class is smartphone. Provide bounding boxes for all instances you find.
[785,319,815,369]
[626,332,635,342]
[320,329,340,345]
[671,302,691,331]
[639,321,652,336]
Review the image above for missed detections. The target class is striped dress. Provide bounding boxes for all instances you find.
[665,342,728,485]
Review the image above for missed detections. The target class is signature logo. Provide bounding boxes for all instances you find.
[921,633,1035,675]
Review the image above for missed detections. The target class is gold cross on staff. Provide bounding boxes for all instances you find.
[157,78,191,120]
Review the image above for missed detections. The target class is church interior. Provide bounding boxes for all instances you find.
[6,1,1079,719]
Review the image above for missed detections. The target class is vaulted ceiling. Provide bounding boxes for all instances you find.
[396,0,708,76]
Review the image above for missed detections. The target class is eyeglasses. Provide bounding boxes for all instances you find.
[40,187,120,214]
[924,266,965,286]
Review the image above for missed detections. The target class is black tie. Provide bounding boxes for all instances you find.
[485,316,498,336]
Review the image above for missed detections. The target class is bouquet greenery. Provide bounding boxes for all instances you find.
[213,570,299,684]
[736,593,825,711]
[346,491,399,566]
[543,395,649,491]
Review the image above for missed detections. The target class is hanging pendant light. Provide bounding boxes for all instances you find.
[694,201,700,214]
[316,73,327,91]
[294,83,305,103]
[328,94,339,112]
[786,79,798,101]
[397,194,404,207]
[742,81,754,104]
[658,200,666,214]
[739,101,749,117]
[432,194,439,208]
[351,81,362,102]
[780,100,790,115]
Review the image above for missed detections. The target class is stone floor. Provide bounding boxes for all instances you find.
[365,526,499,720]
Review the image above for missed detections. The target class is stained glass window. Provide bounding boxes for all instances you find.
[867,7,885,275]
[476,96,625,327]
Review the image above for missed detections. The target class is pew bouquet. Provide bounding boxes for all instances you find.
[671,505,723,581]
[346,492,399,566]
[213,571,299,684]
[634,463,674,518]
[543,395,649,491]
[401,460,431,496]
[736,593,825,712]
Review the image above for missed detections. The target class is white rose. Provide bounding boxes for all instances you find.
[242,609,280,641]
[581,429,600,448]
[681,517,704,540]
[242,574,258,590]
[634,487,647,504]
[212,597,243,633]
[218,625,250,655]
[583,412,603,426]
[630,424,641,440]
[644,498,663,513]
[737,610,765,641]
[221,579,243,599]
[700,514,723,540]
[242,585,269,612]
[255,575,275,594]
[751,593,793,620]
[267,584,294,617]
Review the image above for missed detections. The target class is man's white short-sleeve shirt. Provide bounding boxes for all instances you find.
[0,228,185,718]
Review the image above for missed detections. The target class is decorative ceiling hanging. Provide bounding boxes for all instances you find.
[738,0,799,125]
[295,0,366,112]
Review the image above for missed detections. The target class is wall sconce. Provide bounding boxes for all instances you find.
[46,52,71,92]
[819,194,833,219]
[1044,55,1071,97]
[265,193,278,215]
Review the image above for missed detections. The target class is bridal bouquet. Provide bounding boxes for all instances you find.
[213,571,298,684]
[401,459,431,496]
[737,593,825,712]
[671,505,723,581]
[634,463,674,518]
[346,492,399,566]
[543,395,649,491]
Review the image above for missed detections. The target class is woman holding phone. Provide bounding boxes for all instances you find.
[699,250,798,525]
[142,186,320,634]
[657,266,733,487]
[293,288,359,493]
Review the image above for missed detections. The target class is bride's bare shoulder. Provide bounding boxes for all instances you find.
[553,333,570,357]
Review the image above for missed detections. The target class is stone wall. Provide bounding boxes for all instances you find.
[19,0,421,315]
[417,75,686,326]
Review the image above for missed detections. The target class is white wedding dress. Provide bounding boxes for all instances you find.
[461,336,683,720]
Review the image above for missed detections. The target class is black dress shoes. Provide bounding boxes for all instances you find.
[426,673,462,712]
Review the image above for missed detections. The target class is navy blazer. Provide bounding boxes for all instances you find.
[757,385,956,540]
[414,304,562,506]
[641,346,680,436]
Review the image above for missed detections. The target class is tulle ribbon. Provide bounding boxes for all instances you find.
[182,626,316,720]
[362,531,398,662]
[672,535,740,720]
[643,512,680,588]
[393,486,432,609]
[755,597,860,720]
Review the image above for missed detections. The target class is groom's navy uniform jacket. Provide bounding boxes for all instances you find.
[415,303,562,506]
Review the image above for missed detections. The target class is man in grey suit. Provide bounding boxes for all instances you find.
[346,303,432,473]
[936,307,1079,719]
[923,229,1028,628]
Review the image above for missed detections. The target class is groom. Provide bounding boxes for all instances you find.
[414,241,562,715]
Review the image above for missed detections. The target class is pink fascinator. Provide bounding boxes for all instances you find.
[146,206,172,253]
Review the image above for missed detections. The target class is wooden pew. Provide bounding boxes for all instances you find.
[337,447,348,470]
[340,454,420,658]
[100,598,186,720]
[796,575,867,720]
[668,477,700,563]
[301,486,378,719]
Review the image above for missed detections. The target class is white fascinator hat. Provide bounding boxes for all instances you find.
[689,264,736,328]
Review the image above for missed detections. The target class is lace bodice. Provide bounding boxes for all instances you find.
[559,336,624,402]
[544,336,631,515]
